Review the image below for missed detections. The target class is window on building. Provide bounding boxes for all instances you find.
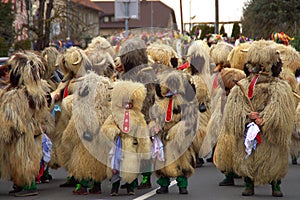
[103,16,109,23]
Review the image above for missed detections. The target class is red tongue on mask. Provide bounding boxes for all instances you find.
[165,98,173,122]
[122,110,130,133]
[248,75,259,99]
[213,73,219,89]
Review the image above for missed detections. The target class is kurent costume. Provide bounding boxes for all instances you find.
[206,42,237,166]
[211,68,246,186]
[50,47,92,187]
[101,81,152,196]
[224,40,295,197]
[61,72,112,195]
[84,36,116,78]
[149,70,198,195]
[183,40,213,166]
[0,51,54,197]
[118,38,157,189]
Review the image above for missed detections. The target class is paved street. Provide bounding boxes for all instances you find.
[0,161,299,200]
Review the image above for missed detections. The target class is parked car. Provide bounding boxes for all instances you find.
[0,57,9,66]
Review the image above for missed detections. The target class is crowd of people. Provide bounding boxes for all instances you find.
[0,28,299,198]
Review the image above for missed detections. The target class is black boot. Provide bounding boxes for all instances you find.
[8,184,22,196]
[89,182,101,194]
[60,176,77,187]
[156,186,169,194]
[291,155,297,165]
[126,182,135,195]
[179,187,188,194]
[110,180,120,196]
[137,175,152,189]
[271,180,283,197]
[195,157,205,168]
[219,172,234,186]
[242,177,254,196]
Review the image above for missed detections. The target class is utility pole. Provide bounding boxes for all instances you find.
[180,0,184,33]
[214,0,219,34]
[67,0,70,38]
[28,0,34,50]
[124,0,129,37]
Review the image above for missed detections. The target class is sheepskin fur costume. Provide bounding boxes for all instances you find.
[0,51,53,186]
[49,47,91,168]
[292,102,300,163]
[84,36,116,78]
[227,42,250,70]
[41,46,62,92]
[149,70,198,178]
[225,40,295,185]
[59,72,112,182]
[275,43,300,74]
[186,40,213,92]
[180,42,212,157]
[147,43,179,68]
[209,42,234,72]
[204,68,246,159]
[101,81,151,184]
[119,37,148,73]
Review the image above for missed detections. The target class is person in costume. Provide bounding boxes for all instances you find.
[50,47,92,188]
[101,81,152,196]
[180,40,213,167]
[225,40,295,197]
[61,72,112,195]
[149,70,198,195]
[212,43,247,186]
[117,38,157,190]
[0,51,54,197]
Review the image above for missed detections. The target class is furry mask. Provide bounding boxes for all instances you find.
[155,70,196,102]
[63,47,92,78]
[119,38,148,72]
[244,40,282,77]
[8,51,46,87]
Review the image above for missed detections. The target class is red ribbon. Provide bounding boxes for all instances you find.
[248,75,259,99]
[122,110,130,133]
[256,133,261,144]
[63,82,69,99]
[165,98,173,122]
[213,73,219,89]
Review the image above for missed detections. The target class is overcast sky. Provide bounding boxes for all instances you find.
[92,0,250,34]
[161,0,250,33]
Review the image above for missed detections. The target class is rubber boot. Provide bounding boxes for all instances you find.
[271,180,283,197]
[177,176,188,194]
[127,179,137,195]
[219,172,235,186]
[111,180,120,196]
[242,177,254,196]
[156,177,170,194]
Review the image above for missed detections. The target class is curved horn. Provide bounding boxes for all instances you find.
[72,51,82,65]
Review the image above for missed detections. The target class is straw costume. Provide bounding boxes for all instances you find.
[226,40,295,197]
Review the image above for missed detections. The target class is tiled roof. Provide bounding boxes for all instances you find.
[71,0,104,12]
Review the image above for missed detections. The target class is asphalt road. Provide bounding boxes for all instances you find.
[0,161,300,200]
